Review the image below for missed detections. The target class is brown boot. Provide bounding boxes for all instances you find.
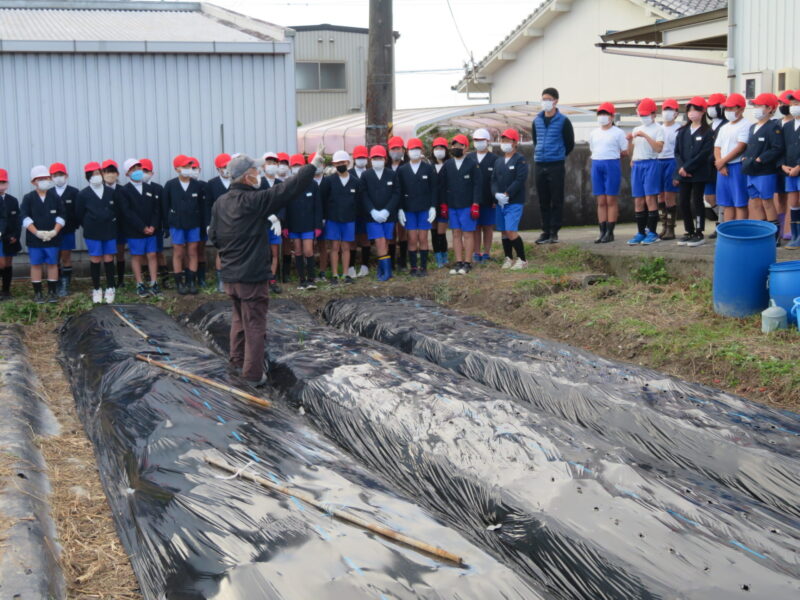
[662,206,677,241]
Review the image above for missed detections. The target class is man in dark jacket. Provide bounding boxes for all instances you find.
[209,148,324,386]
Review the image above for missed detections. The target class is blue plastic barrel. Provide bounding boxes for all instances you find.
[769,260,800,325]
[713,220,777,317]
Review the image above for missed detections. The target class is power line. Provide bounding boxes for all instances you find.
[444,0,473,63]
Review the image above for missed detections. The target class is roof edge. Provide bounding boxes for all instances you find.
[0,0,199,10]
[201,2,287,42]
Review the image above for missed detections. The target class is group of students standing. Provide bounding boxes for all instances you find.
[589,90,800,248]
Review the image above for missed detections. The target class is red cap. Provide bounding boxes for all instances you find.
[451,134,469,146]
[723,93,746,108]
[779,90,794,105]
[500,128,520,142]
[432,137,448,148]
[597,102,616,115]
[173,154,191,168]
[789,90,800,102]
[214,153,231,169]
[352,145,368,159]
[407,137,423,150]
[290,153,306,167]
[0,168,8,182]
[139,158,153,171]
[49,162,67,175]
[84,161,102,173]
[369,145,387,158]
[277,152,290,163]
[662,98,679,111]
[751,92,779,109]
[101,159,118,170]
[187,157,199,167]
[707,93,727,106]
[687,96,708,109]
[387,136,404,149]
[636,97,657,116]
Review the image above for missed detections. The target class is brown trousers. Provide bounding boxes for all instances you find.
[224,281,270,381]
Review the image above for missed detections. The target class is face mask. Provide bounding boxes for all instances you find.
[190,168,200,179]
[277,164,290,178]
[336,164,348,174]
[103,172,118,185]
[541,99,554,112]
[355,158,368,169]
[751,107,768,121]
[500,143,513,154]
[52,175,67,187]
[597,115,611,126]
[780,105,791,116]
[264,164,278,177]
[724,110,738,121]
[433,148,446,160]
[662,110,676,122]
[142,172,153,183]
[219,168,230,179]
[639,114,654,125]
[291,166,301,175]
[408,149,422,160]
[687,110,703,123]
[37,179,54,191]
[129,169,144,182]
[389,150,403,161]
[707,106,718,119]
[372,159,385,170]
[180,168,193,177]
[89,174,103,187]
[790,105,800,117]
[250,174,261,189]
[474,140,488,152]
[451,147,464,158]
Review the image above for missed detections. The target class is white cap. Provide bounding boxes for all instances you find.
[122,158,141,174]
[231,152,242,159]
[263,151,278,161]
[30,165,49,180]
[472,128,491,141]
[332,150,350,163]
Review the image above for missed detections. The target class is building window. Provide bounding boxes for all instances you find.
[745,78,756,99]
[296,62,346,91]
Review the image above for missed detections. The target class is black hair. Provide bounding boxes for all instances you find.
[542,87,559,100]
[103,166,118,173]
[85,169,100,181]
[684,104,710,131]
[431,145,450,164]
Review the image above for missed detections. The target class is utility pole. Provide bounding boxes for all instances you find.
[366,0,393,147]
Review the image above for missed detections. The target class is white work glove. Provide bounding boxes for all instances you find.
[378,209,390,222]
[370,209,382,222]
[495,192,509,205]
[35,230,50,241]
[398,209,406,227]
[427,206,437,223]
[268,214,281,237]
[311,142,326,170]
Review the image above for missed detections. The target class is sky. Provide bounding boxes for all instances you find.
[206,0,542,109]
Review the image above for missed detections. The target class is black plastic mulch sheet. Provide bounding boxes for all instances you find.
[322,297,800,519]
[188,300,800,600]
[59,305,540,600]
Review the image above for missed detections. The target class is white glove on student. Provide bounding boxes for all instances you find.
[398,209,406,226]
[311,143,326,170]
[370,209,382,223]
[268,215,281,236]
[427,206,437,223]
[378,209,390,222]
[495,193,509,206]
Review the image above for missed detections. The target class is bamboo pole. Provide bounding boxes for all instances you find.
[112,308,150,340]
[135,354,271,408]
[205,456,464,565]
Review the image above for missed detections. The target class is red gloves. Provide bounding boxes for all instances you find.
[282,228,289,238]
[314,228,323,238]
[439,203,449,220]
[470,203,480,220]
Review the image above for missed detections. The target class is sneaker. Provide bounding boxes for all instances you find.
[91,288,103,304]
[344,275,354,284]
[642,232,661,245]
[501,257,513,269]
[686,233,706,247]
[456,263,468,275]
[535,232,551,245]
[418,268,428,277]
[347,266,357,278]
[306,279,318,290]
[449,262,462,275]
[627,233,647,245]
[510,259,528,270]
[103,287,115,304]
[315,274,327,283]
[548,233,559,244]
[296,281,308,290]
[472,253,482,263]
[149,282,162,297]
[676,233,693,246]
[136,282,149,298]
[357,265,369,278]
[481,253,491,263]
[329,275,340,285]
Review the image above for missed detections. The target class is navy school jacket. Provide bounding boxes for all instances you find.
[76,185,119,241]
[205,176,230,226]
[1,194,22,254]
[260,177,286,221]
[20,189,66,248]
[468,151,499,207]
[361,168,401,222]
[147,181,165,231]
[319,173,362,223]
[287,179,323,233]
[742,119,785,176]
[490,153,529,205]
[161,177,206,230]
[674,124,716,183]
[781,120,800,168]
[55,185,80,233]
[440,155,482,209]
[119,182,160,238]
[397,161,438,213]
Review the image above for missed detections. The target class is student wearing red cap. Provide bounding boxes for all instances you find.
[387,136,408,270]
[781,90,800,248]
[139,158,170,288]
[742,93,784,241]
[274,152,293,284]
[0,168,21,300]
[430,137,450,267]
[492,129,529,269]
[47,162,80,296]
[704,93,728,237]
[398,137,437,276]
[658,99,680,240]
[469,128,498,263]
[286,153,322,289]
[590,102,628,243]
[207,153,232,292]
[775,90,795,242]
[714,93,751,221]
[674,97,716,247]
[362,145,400,281]
[350,144,372,278]
[100,159,127,287]
[626,98,665,245]
[441,133,481,274]
[119,159,161,297]
[163,154,206,294]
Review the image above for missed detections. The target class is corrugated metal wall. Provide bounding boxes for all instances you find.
[0,50,296,250]
[294,29,367,125]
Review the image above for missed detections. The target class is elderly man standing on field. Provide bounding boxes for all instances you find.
[209,146,325,386]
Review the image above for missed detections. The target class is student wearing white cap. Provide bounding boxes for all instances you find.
[319,150,362,283]
[119,158,161,297]
[468,128,498,263]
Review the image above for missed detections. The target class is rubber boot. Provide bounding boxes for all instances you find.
[594,222,607,244]
[771,220,782,247]
[197,262,207,287]
[187,270,198,295]
[159,265,171,289]
[175,273,188,295]
[398,240,408,271]
[281,255,291,283]
[600,222,615,243]
[58,267,73,297]
[657,203,667,238]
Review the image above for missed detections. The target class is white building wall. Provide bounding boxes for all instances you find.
[488,0,726,105]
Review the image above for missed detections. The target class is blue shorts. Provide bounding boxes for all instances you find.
[269,232,282,245]
[448,206,478,232]
[128,236,157,256]
[496,203,524,232]
[716,162,748,208]
[29,246,59,266]
[405,209,433,231]
[324,220,356,242]
[85,238,117,257]
[199,228,208,242]
[366,221,395,240]
[355,219,368,236]
[704,181,717,196]
[170,227,201,245]
[659,158,678,193]
[591,159,622,196]
[289,231,315,240]
[59,232,76,251]
[156,233,165,252]
[786,175,800,193]
[477,205,496,227]
[631,160,661,197]
[747,174,776,200]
